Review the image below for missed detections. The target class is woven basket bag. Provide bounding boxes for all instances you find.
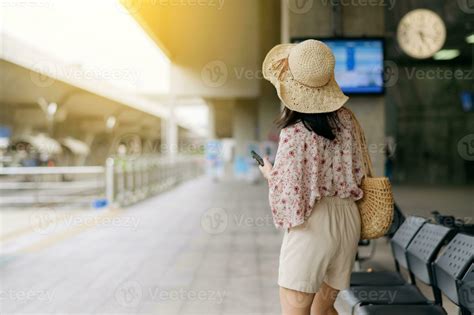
[348,109,394,240]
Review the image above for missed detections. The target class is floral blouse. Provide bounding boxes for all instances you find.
[268,107,364,229]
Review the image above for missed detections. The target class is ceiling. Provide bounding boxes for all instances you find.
[0,59,162,131]
[127,0,263,98]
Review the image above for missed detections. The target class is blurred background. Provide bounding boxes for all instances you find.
[0,0,473,314]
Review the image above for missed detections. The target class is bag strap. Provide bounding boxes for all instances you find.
[346,108,374,178]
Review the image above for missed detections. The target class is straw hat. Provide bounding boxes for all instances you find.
[263,40,349,114]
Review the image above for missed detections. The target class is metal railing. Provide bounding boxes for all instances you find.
[106,156,204,206]
[0,156,204,207]
[0,166,105,205]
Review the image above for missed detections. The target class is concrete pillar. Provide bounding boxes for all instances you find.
[259,0,282,142]
[207,99,234,139]
[206,101,217,139]
[280,0,290,43]
[233,99,258,158]
[162,100,178,158]
[257,98,280,142]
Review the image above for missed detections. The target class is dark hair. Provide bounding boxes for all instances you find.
[275,107,342,140]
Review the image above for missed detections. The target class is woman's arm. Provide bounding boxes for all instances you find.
[260,126,307,228]
[258,157,273,180]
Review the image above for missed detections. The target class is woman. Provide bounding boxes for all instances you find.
[259,40,364,315]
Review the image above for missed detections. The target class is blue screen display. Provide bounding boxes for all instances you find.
[323,39,384,94]
[461,91,474,112]
[293,39,385,94]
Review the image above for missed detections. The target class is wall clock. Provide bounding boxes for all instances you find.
[397,9,446,59]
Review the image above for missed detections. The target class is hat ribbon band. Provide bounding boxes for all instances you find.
[271,57,289,81]
[271,57,332,88]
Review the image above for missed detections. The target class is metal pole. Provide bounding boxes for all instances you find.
[106,158,115,206]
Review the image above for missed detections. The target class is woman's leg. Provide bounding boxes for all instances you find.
[280,287,315,315]
[310,282,339,315]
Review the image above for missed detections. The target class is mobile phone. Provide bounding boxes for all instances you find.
[251,150,264,166]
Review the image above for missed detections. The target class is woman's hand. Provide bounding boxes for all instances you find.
[258,157,273,180]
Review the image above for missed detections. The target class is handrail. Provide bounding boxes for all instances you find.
[0,155,205,207]
[0,166,104,175]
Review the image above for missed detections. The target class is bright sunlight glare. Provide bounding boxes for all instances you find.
[0,0,170,94]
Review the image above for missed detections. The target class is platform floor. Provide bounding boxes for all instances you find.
[0,177,283,314]
[1,177,470,314]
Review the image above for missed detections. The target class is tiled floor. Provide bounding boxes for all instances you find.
[0,177,471,314]
[0,177,282,314]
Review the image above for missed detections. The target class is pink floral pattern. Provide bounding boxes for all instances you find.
[268,107,364,229]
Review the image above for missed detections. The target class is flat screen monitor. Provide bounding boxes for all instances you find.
[461,91,474,112]
[292,38,385,95]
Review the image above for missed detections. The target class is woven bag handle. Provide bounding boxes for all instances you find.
[346,108,374,178]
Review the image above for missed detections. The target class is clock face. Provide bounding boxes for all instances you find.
[397,9,446,59]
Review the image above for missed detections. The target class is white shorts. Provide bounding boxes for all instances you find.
[278,196,361,293]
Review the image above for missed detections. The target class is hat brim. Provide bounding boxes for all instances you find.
[262,44,349,114]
